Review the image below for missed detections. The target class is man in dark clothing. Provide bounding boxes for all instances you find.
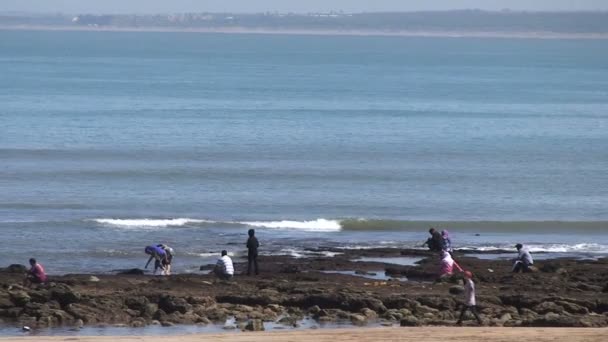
[423,228,445,252]
[246,229,260,276]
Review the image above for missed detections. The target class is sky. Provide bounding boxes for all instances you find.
[2,0,608,14]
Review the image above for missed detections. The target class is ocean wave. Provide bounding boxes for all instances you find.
[91,218,212,228]
[459,243,608,254]
[89,217,608,235]
[239,219,341,232]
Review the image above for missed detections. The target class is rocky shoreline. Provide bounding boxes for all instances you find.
[1,248,607,332]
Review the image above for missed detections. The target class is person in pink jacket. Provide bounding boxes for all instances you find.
[24,258,47,287]
[440,250,463,277]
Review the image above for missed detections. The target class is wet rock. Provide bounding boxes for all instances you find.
[400,316,420,326]
[125,296,149,312]
[309,305,321,315]
[2,264,27,273]
[350,313,367,325]
[158,295,192,314]
[9,291,31,306]
[0,293,15,308]
[244,319,265,331]
[160,321,174,327]
[280,265,301,274]
[115,268,145,275]
[277,316,298,326]
[449,285,464,295]
[413,304,439,316]
[555,301,589,314]
[361,308,377,319]
[50,284,81,307]
[533,302,565,315]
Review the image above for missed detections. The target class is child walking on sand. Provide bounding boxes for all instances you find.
[457,271,483,325]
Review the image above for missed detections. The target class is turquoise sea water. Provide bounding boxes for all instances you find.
[1,31,607,273]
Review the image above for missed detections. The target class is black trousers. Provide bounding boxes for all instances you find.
[247,253,259,275]
[458,305,482,324]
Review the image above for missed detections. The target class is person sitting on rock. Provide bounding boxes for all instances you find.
[422,228,445,252]
[214,250,234,281]
[440,250,463,278]
[24,258,47,287]
[512,243,534,273]
[144,245,168,275]
[456,271,483,326]
[157,244,174,275]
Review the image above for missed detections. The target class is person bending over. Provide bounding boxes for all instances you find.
[157,244,174,275]
[512,243,534,273]
[24,258,47,287]
[145,245,167,275]
[422,228,445,252]
[214,250,234,281]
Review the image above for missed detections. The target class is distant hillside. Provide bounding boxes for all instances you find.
[2,11,608,35]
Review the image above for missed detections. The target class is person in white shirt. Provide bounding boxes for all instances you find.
[214,250,234,280]
[456,271,483,325]
[512,243,534,273]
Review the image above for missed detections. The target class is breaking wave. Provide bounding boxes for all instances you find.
[91,218,212,228]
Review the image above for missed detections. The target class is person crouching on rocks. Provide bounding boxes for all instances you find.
[512,243,534,273]
[422,228,444,252]
[145,245,168,275]
[214,250,234,281]
[440,250,463,278]
[24,258,47,287]
[456,271,483,326]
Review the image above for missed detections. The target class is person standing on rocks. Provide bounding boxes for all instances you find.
[144,245,168,275]
[24,258,47,287]
[456,271,483,326]
[512,243,534,273]
[214,250,234,280]
[246,228,260,276]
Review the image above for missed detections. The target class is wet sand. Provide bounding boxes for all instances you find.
[5,327,608,342]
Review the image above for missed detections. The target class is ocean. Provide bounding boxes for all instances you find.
[1,30,607,274]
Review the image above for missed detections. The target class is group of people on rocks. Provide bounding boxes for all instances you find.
[144,228,260,279]
[422,227,535,325]
[22,225,537,327]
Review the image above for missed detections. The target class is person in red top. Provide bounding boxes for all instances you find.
[24,258,47,287]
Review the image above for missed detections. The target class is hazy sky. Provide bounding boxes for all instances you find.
[2,0,608,14]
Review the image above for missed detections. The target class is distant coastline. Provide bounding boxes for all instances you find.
[2,25,608,39]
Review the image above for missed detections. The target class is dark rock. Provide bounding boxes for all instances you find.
[115,269,145,275]
[0,293,14,308]
[50,284,81,307]
[158,295,192,314]
[449,285,464,295]
[9,291,31,306]
[400,316,420,326]
[279,265,301,274]
[3,264,27,273]
[350,313,367,325]
[533,302,565,315]
[124,296,149,312]
[244,319,265,331]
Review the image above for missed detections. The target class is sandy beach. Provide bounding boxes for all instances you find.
[4,327,608,342]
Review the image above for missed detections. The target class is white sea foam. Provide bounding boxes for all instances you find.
[460,243,608,254]
[92,218,211,228]
[240,219,342,232]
